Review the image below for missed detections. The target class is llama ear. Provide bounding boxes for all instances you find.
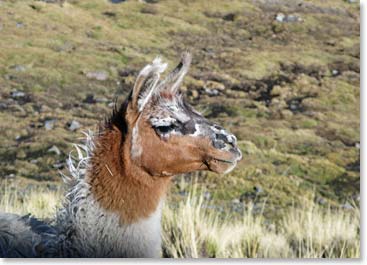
[157,52,191,94]
[130,57,167,113]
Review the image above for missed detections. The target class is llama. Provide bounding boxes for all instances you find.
[0,52,242,258]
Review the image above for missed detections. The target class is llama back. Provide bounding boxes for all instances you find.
[0,213,59,257]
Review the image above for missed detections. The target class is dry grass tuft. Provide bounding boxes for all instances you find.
[0,182,359,258]
[0,182,62,220]
[161,184,360,258]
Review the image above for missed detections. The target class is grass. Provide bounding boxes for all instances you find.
[0,0,360,256]
[0,180,360,258]
[0,180,62,220]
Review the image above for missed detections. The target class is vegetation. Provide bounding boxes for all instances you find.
[0,0,360,258]
[0,180,360,258]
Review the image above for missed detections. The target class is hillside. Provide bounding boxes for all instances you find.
[0,0,360,219]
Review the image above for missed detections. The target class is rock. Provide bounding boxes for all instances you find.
[10,64,27,72]
[204,88,219,96]
[253,185,263,194]
[355,142,360,149]
[67,120,81,131]
[286,15,301,22]
[240,192,256,202]
[223,13,236,21]
[5,174,15,180]
[203,191,211,200]
[205,80,225,91]
[275,13,301,23]
[38,0,62,3]
[140,0,159,3]
[347,0,357,3]
[0,102,7,110]
[332,69,339,76]
[53,162,64,169]
[118,68,136,77]
[10,91,26,99]
[16,22,24,28]
[232,198,240,204]
[275,13,286,22]
[29,121,44,129]
[85,71,109,81]
[95,97,109,103]
[341,202,353,210]
[110,0,127,3]
[316,197,326,205]
[288,98,303,112]
[83,94,96,104]
[48,145,61,155]
[44,119,56,130]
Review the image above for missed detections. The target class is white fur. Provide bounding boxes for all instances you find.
[223,161,237,175]
[58,133,164,257]
[131,117,143,159]
[150,117,176,127]
[137,57,168,112]
[191,123,203,137]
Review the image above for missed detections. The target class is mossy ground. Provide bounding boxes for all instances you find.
[0,0,360,220]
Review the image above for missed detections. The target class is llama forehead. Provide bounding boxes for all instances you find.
[147,96,190,124]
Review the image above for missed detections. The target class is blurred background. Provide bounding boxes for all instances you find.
[0,0,359,233]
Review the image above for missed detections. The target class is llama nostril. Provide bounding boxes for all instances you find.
[213,133,238,149]
[213,140,226,149]
[215,133,228,142]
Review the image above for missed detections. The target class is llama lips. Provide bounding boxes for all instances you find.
[209,151,242,165]
[205,148,242,174]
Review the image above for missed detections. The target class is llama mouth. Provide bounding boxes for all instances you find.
[205,156,238,174]
[210,157,235,164]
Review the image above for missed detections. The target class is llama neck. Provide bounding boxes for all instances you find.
[88,126,171,224]
[57,126,171,257]
[57,183,164,257]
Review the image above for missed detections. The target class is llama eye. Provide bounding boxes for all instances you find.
[154,125,175,134]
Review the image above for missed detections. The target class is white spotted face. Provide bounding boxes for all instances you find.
[128,52,242,175]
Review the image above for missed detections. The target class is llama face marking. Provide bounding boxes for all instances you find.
[147,97,240,157]
[128,53,242,175]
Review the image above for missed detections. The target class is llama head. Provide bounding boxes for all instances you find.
[122,52,242,177]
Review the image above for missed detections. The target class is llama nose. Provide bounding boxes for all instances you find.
[212,131,237,149]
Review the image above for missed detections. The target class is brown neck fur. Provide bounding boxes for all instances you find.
[88,124,171,224]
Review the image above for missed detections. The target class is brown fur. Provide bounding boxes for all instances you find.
[89,125,171,224]
[89,107,237,224]
[88,54,241,225]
